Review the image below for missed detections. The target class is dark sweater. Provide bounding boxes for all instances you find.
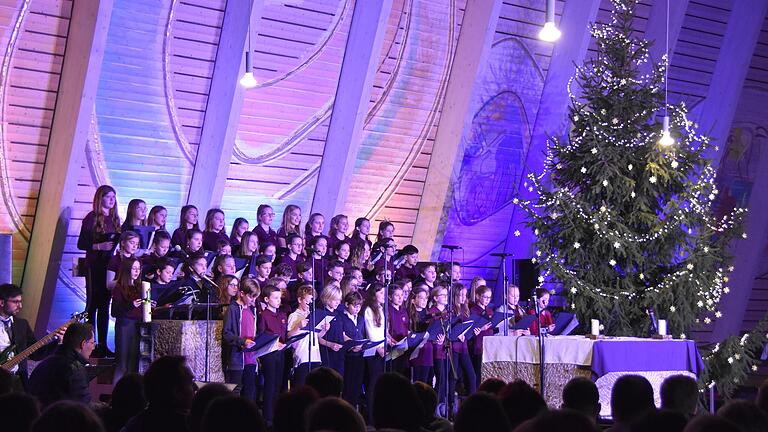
[28,346,91,407]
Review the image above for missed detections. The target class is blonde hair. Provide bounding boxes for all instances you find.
[320,284,342,308]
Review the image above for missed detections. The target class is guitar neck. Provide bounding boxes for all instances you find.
[1,320,72,370]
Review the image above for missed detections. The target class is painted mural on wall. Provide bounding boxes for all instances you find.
[439,37,544,281]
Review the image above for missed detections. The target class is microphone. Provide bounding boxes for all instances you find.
[490,252,515,257]
[173,245,188,258]
[441,245,462,250]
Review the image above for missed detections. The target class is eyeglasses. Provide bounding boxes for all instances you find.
[5,299,22,305]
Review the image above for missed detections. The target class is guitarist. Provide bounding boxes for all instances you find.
[0,284,64,390]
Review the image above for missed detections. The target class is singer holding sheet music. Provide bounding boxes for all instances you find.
[362,283,387,422]
[258,285,288,426]
[77,185,120,358]
[318,285,344,374]
[340,291,366,408]
[111,257,147,383]
[287,285,326,386]
[529,288,556,335]
[222,280,260,400]
[451,283,478,396]
[470,285,495,388]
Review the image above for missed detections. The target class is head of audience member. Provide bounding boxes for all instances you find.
[498,379,548,429]
[630,410,688,432]
[32,401,105,432]
[562,377,600,423]
[413,382,440,427]
[755,378,768,414]
[143,356,195,413]
[716,400,768,432]
[62,322,96,360]
[201,395,265,432]
[109,373,145,431]
[514,409,599,432]
[273,386,319,432]
[661,375,699,418]
[611,375,655,424]
[305,367,343,398]
[478,378,506,396]
[682,414,740,432]
[454,392,511,432]
[0,393,40,432]
[306,397,366,432]
[187,383,232,432]
[372,373,424,432]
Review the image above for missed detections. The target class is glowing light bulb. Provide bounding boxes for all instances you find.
[539,21,561,42]
[240,72,257,88]
[239,51,257,89]
[658,115,674,147]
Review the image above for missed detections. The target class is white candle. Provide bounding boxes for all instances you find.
[591,319,600,336]
[142,281,152,323]
[658,319,667,336]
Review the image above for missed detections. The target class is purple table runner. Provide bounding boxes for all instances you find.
[591,339,704,378]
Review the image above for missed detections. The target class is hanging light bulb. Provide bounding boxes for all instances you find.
[659,115,675,147]
[539,0,561,42]
[239,50,257,89]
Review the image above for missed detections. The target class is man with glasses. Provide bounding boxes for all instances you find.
[28,322,95,407]
[0,284,63,390]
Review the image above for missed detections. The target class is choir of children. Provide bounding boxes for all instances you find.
[76,185,551,423]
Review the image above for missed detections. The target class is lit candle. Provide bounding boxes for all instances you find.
[591,319,600,336]
[142,281,152,323]
[658,319,667,336]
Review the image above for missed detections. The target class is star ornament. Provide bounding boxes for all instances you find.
[609,259,617,266]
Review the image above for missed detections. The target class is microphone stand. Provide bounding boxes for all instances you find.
[533,294,545,397]
[383,250,391,372]
[191,266,217,382]
[490,252,515,336]
[310,252,316,372]
[441,245,461,419]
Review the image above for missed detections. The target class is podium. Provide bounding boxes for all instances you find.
[152,319,225,382]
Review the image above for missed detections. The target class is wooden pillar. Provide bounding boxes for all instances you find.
[499,0,600,270]
[20,0,114,331]
[186,0,261,210]
[310,0,393,219]
[410,0,502,258]
[642,0,689,67]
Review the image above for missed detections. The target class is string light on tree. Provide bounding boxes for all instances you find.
[521,0,745,338]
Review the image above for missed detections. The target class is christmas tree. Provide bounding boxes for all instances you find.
[519,0,746,337]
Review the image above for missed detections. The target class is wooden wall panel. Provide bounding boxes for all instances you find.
[0,0,72,285]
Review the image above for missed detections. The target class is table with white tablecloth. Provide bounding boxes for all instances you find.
[482,335,703,417]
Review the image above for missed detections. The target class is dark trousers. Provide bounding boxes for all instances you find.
[225,364,258,401]
[113,317,138,384]
[454,351,477,395]
[470,352,483,389]
[261,350,284,424]
[365,354,385,422]
[387,355,409,377]
[412,365,433,385]
[343,355,365,408]
[86,260,110,347]
[292,362,320,388]
[434,357,455,410]
[320,345,345,376]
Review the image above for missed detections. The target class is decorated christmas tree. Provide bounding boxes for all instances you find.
[519,0,746,338]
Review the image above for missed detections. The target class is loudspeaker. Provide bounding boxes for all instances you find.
[512,258,539,301]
